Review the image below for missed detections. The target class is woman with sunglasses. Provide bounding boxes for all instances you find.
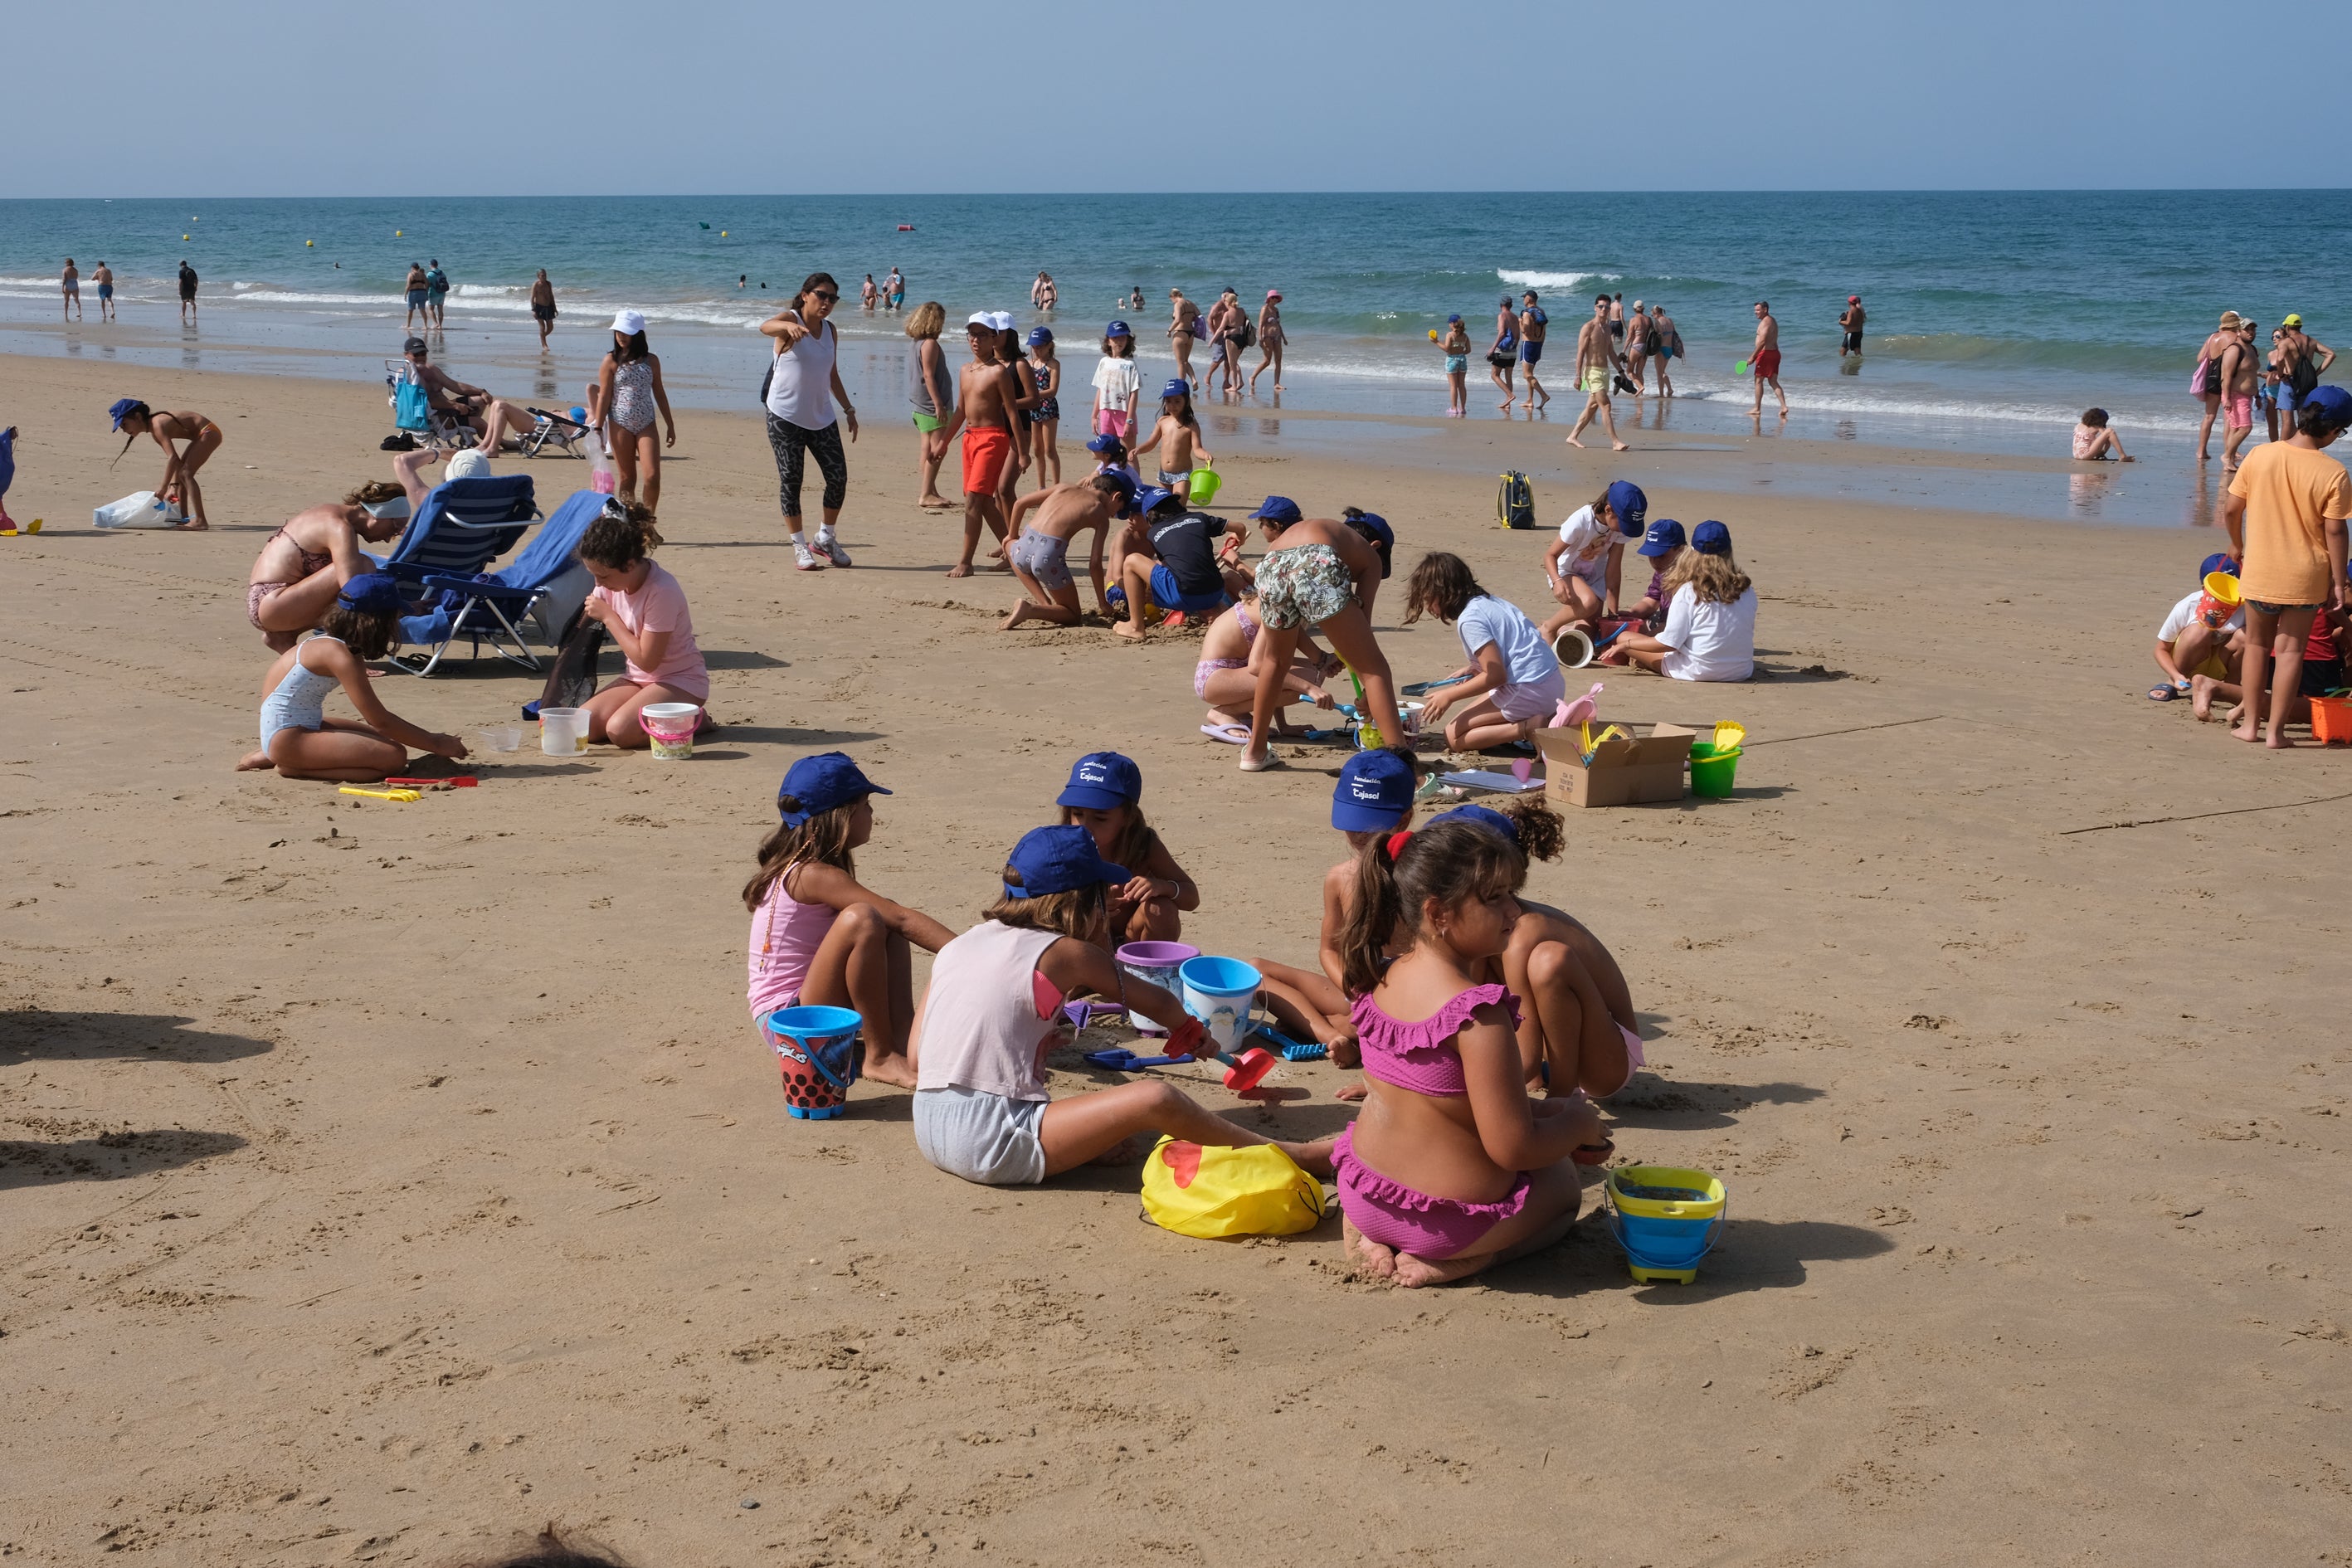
[761,272,861,572]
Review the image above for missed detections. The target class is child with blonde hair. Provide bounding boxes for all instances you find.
[1611,520,1756,681]
[1332,815,1605,1287]
[908,825,1336,1187]
[746,753,957,1090]
[1053,752,1198,943]
[905,301,957,509]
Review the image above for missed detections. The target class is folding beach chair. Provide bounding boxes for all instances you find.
[392,489,606,676]
[519,407,595,460]
[375,475,540,598]
[384,361,474,454]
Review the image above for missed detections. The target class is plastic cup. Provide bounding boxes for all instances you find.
[538,707,589,756]
[1117,941,1200,1034]
[476,725,521,753]
[1178,956,1261,1054]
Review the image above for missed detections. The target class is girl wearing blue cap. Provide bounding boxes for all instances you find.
[1054,752,1198,943]
[1610,521,1756,681]
[1024,328,1063,489]
[747,753,957,1090]
[236,574,468,780]
[1538,480,1647,651]
[908,825,1337,1187]
[1090,323,1140,444]
[1132,381,1211,497]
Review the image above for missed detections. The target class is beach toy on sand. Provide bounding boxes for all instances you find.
[1188,467,1222,506]
[1220,1046,1277,1093]
[640,701,702,760]
[1688,742,1741,797]
[1253,1023,1327,1062]
[385,776,477,790]
[1179,956,1260,1055]
[1605,1164,1726,1284]
[1553,680,1605,732]
[538,706,589,755]
[2310,694,2352,745]
[1712,720,1746,752]
[1552,626,1595,668]
[338,786,422,802]
[1400,674,1472,698]
[477,725,522,753]
[1083,1046,1195,1072]
[762,1004,863,1119]
[1117,941,1199,1034]
[2199,571,2242,628]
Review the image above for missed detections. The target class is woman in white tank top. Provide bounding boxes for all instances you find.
[758,273,861,571]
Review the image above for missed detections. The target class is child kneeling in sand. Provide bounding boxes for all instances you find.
[236,573,467,779]
[1054,751,1198,943]
[1404,551,1566,752]
[1333,814,1605,1287]
[1610,520,1756,681]
[2151,552,2242,701]
[747,752,958,1089]
[908,825,1336,1187]
[577,506,710,747]
[1001,472,1134,629]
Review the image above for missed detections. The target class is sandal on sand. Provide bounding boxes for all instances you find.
[1239,752,1283,773]
[2148,683,2185,701]
[1200,723,1250,745]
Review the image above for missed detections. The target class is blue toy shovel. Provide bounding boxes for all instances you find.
[1083,1047,1195,1071]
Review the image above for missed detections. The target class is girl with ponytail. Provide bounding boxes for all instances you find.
[1332,815,1606,1288]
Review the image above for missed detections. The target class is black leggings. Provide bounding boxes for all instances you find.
[766,412,848,519]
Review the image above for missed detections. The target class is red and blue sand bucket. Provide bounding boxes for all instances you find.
[760,1004,862,1120]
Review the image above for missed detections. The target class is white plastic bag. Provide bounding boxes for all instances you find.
[94,491,185,528]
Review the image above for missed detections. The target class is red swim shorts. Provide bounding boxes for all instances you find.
[1752,348,1782,380]
[962,425,1012,495]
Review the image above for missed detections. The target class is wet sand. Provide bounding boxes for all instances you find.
[3,351,2349,1565]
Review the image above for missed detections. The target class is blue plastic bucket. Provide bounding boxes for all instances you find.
[1177,956,1261,1054]
[762,1005,863,1120]
[1604,1165,1726,1284]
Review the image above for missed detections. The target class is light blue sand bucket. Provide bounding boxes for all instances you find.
[1603,1164,1727,1285]
[1178,956,1261,1054]
[762,1004,863,1120]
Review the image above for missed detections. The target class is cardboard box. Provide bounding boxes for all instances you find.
[1534,722,1695,808]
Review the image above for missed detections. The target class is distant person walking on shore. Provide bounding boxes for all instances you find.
[2276,313,2335,440]
[1623,298,1648,393]
[907,302,957,509]
[93,261,114,322]
[61,259,80,322]
[1838,295,1866,357]
[2222,317,2260,473]
[529,270,557,348]
[1251,290,1286,392]
[1566,293,1629,452]
[2219,383,2352,748]
[1517,291,1550,409]
[426,261,450,327]
[2194,312,2238,462]
[1488,296,1519,410]
[861,274,879,312]
[761,275,859,572]
[1648,304,1678,397]
[1609,294,1625,346]
[403,263,430,333]
[884,267,903,312]
[178,260,198,324]
[1436,315,1471,416]
[1749,301,1786,418]
[1168,290,1199,388]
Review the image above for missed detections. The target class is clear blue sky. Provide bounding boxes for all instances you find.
[9,0,2261,197]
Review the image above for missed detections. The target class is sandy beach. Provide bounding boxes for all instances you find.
[4,349,2350,1565]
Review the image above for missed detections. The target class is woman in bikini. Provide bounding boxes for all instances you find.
[1332,814,1606,1288]
[1167,289,1199,388]
[107,399,223,530]
[1250,290,1286,394]
[588,310,677,514]
[245,483,415,652]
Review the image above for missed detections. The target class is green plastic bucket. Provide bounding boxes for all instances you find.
[1689,743,1741,797]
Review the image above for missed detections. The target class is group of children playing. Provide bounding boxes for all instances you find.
[2149,547,2344,731]
[743,743,1644,1288]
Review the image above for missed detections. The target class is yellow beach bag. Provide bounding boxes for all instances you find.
[1140,1136,1327,1238]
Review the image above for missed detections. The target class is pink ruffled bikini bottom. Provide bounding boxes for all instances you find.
[1332,1127,1531,1259]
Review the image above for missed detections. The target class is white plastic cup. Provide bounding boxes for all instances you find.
[477,725,522,753]
[538,707,588,755]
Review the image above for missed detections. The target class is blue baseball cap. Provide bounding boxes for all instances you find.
[2199,551,2238,581]
[777,751,892,825]
[1161,377,1190,399]
[1005,824,1128,898]
[1096,470,1139,515]
[1637,519,1687,558]
[1086,432,1124,455]
[1333,750,1416,832]
[107,397,143,430]
[1027,326,1053,346]
[1105,319,1132,338]
[1447,314,1463,324]
[1434,803,1518,845]
[1344,509,1394,577]
[2304,384,2352,429]
[1249,496,1303,524]
[1605,480,1648,533]
[1690,520,1732,556]
[1133,485,1184,516]
[1057,751,1142,811]
[336,572,403,616]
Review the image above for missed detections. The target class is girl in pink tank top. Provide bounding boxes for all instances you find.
[1332,815,1608,1288]
[907,825,1340,1188]
[745,752,959,1090]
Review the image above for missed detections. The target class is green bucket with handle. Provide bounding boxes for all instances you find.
[1688,742,1741,798]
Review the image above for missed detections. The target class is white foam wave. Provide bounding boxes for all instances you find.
[1686,384,2198,433]
[1497,269,1621,291]
[455,283,519,297]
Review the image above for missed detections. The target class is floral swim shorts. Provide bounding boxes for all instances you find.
[1253,542,1355,631]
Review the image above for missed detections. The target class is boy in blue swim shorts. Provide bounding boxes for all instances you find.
[1114,486,1239,643]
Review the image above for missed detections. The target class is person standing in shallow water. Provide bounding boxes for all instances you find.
[1488,296,1519,410]
[529,270,557,349]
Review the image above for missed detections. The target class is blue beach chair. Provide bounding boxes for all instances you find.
[392,489,606,676]
[377,475,539,587]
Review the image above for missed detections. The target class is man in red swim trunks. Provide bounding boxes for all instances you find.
[927,311,1030,577]
[1749,300,1786,419]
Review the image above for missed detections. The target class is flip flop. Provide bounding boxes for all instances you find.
[1238,752,1284,773]
[1200,723,1250,745]
[2148,684,2183,701]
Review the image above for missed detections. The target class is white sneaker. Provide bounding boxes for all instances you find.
[816,532,851,567]
[793,541,825,571]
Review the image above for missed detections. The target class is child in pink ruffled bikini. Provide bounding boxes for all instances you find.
[1332,813,1607,1288]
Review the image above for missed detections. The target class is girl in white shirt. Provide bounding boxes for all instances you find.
[1090,322,1142,442]
[1405,551,1567,751]
[1615,521,1757,682]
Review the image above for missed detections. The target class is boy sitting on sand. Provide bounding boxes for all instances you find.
[2150,553,2242,702]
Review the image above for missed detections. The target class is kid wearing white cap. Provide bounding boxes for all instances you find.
[589,309,676,514]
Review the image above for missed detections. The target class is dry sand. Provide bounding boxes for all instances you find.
[3,352,2350,1566]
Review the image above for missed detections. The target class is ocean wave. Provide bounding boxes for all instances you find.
[1686,383,2196,432]
[455,283,519,297]
[1497,269,1621,292]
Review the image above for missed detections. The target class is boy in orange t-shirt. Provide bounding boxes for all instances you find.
[2223,386,2352,747]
